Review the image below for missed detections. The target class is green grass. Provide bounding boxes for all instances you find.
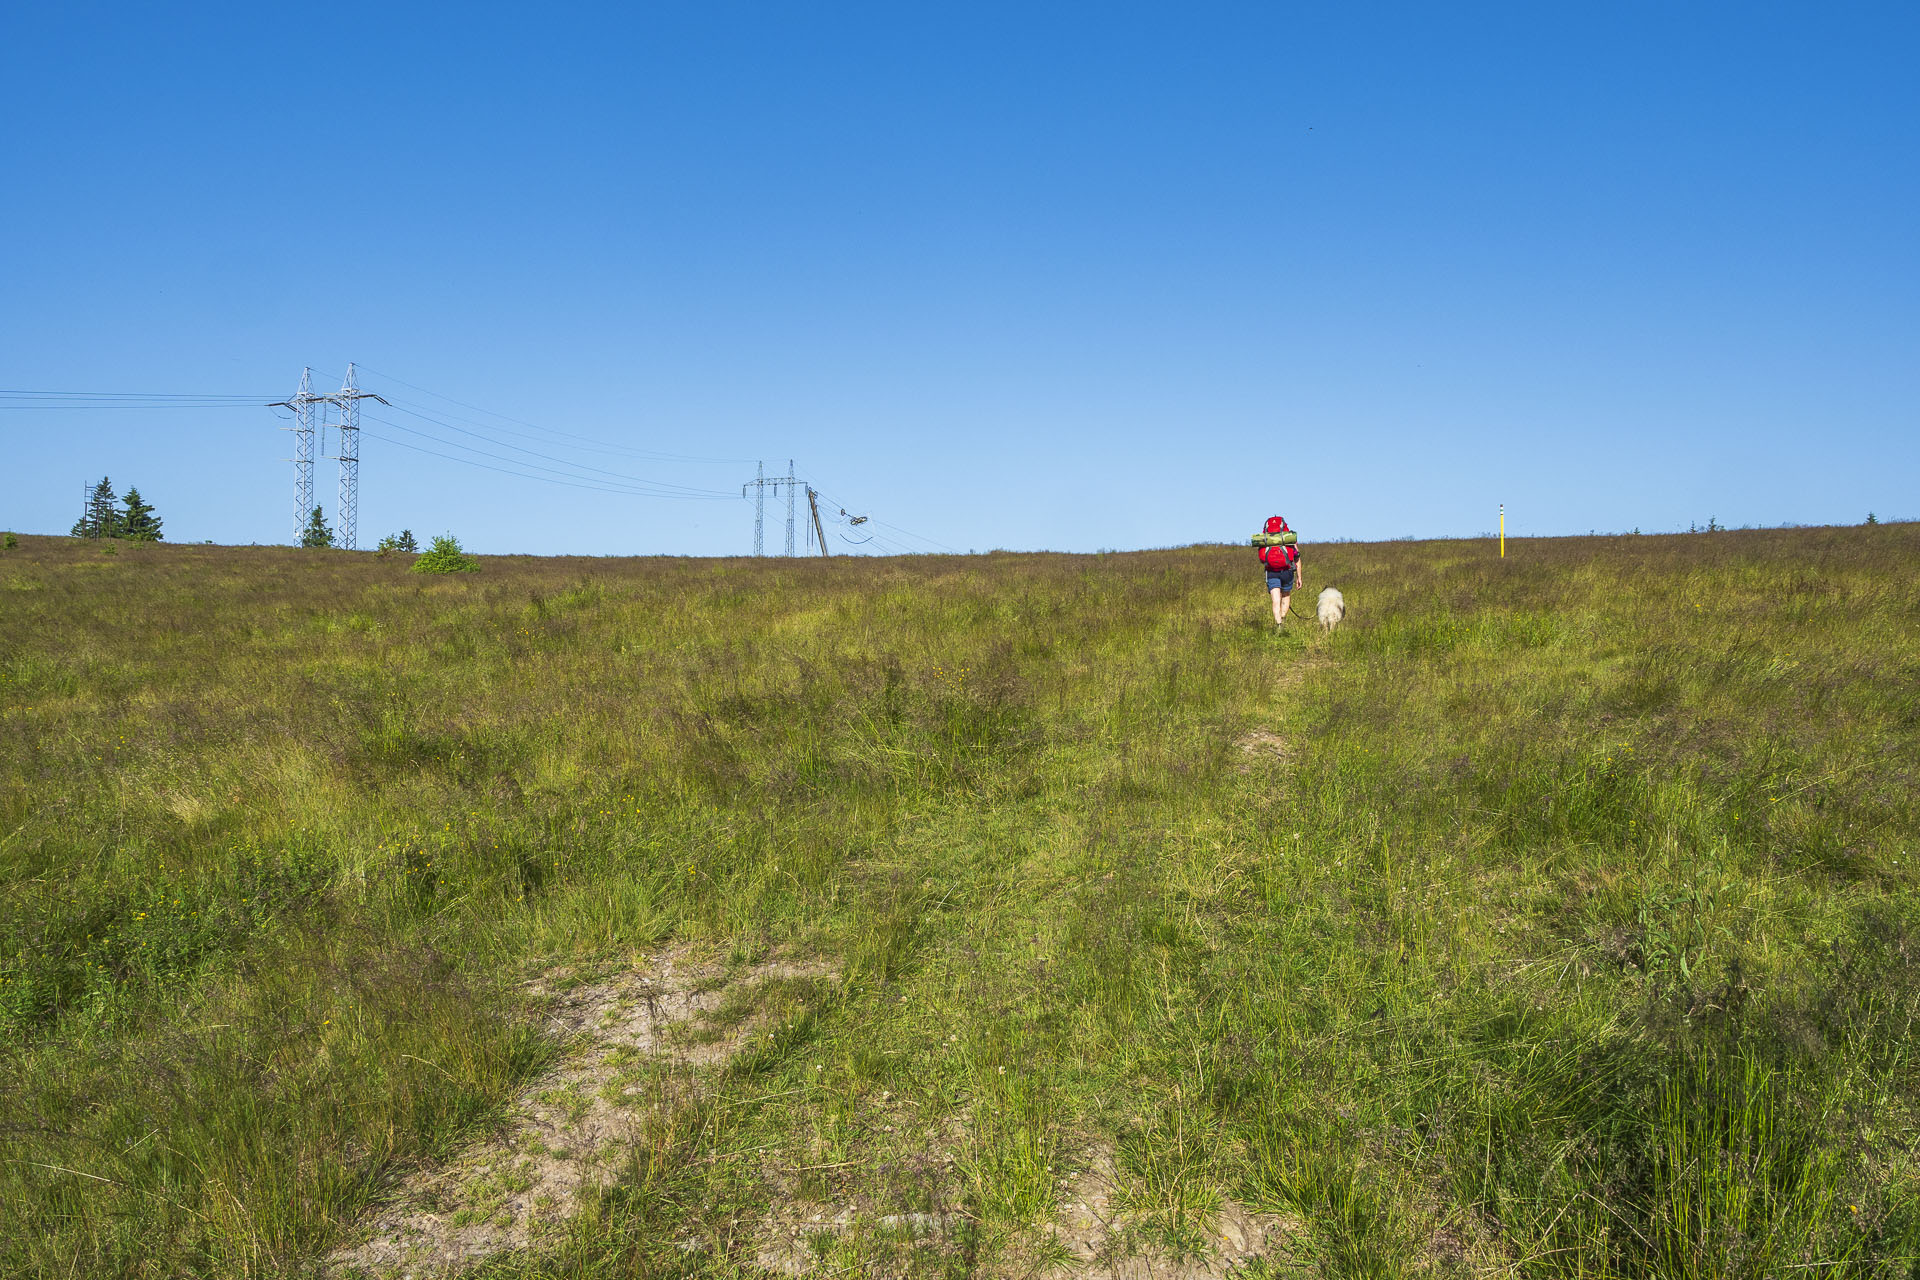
[1,526,1917,1277]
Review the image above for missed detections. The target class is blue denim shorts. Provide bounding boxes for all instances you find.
[1265,569,1296,593]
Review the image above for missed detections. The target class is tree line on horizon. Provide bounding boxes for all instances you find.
[70,477,163,542]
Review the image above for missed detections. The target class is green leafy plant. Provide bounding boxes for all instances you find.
[411,533,480,574]
[1634,882,1730,984]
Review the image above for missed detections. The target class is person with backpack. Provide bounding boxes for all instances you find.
[1258,515,1302,628]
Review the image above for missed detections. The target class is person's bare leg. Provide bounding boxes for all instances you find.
[1270,587,1287,625]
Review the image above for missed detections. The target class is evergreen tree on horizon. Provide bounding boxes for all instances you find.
[301,506,334,548]
[121,487,164,542]
[70,477,122,539]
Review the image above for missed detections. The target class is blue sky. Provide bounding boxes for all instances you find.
[3,2,1915,554]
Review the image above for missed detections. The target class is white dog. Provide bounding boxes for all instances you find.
[1316,587,1347,633]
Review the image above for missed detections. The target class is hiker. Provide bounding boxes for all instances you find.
[1258,515,1301,628]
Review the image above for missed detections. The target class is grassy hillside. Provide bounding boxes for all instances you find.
[2,527,1916,1278]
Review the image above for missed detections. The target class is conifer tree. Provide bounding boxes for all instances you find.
[70,477,121,538]
[121,488,164,542]
[301,506,334,548]
[375,529,419,557]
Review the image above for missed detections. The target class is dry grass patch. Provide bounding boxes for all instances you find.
[750,1142,1302,1280]
[329,949,830,1278]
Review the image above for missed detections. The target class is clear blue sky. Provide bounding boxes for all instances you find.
[4,2,1915,554]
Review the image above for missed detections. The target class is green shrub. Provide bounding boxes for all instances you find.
[410,534,480,574]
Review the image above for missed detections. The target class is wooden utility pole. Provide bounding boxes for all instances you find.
[806,486,830,557]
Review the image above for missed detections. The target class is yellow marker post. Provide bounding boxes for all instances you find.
[1499,504,1506,558]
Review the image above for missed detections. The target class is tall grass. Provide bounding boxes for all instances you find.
[1,526,1916,1277]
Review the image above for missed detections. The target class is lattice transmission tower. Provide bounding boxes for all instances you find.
[784,459,796,556]
[272,368,326,541]
[271,364,387,547]
[328,364,387,550]
[741,460,801,556]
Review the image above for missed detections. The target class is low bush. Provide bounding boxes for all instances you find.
[410,533,479,574]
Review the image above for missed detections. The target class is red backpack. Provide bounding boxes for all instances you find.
[1258,516,1298,572]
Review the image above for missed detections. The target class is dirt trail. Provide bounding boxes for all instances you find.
[752,1144,1298,1279]
[1235,728,1292,765]
[331,951,1300,1279]
[330,950,826,1279]
[1040,1147,1299,1279]
[1234,649,1329,766]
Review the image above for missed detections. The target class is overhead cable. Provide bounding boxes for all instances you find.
[360,431,737,501]
[361,412,737,500]
[355,364,752,465]
[803,480,961,554]
[372,402,736,497]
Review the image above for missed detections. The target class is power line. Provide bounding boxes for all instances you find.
[352,364,752,465]
[865,517,959,554]
[364,410,737,499]
[371,402,737,497]
[361,430,738,500]
[304,366,747,498]
[0,390,272,399]
[0,392,273,410]
[800,479,961,554]
[0,404,271,411]
[287,366,749,500]
[379,394,735,463]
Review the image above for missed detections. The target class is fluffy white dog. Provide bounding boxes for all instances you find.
[1316,586,1347,633]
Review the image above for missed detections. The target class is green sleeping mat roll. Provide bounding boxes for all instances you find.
[1249,531,1298,547]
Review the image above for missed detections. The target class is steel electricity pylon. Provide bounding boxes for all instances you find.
[272,364,388,547]
[271,368,326,542]
[784,460,796,556]
[741,460,801,556]
[328,364,387,550]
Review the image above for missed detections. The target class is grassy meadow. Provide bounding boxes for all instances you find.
[2,525,1917,1278]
